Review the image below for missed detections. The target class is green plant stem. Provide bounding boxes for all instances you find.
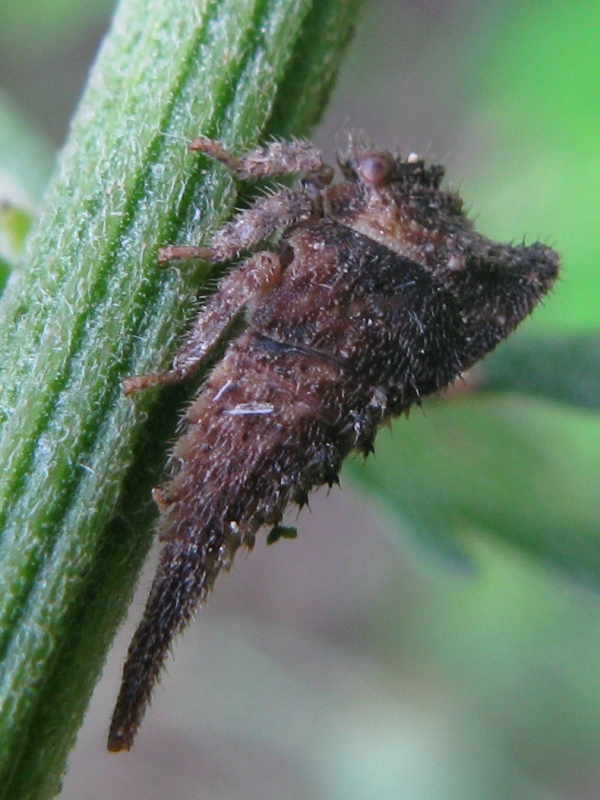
[0,0,365,795]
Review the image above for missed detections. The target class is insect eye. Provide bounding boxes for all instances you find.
[355,151,395,186]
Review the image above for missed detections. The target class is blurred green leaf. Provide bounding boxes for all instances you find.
[480,332,600,412]
[0,89,54,206]
[0,202,32,291]
[0,89,53,294]
[0,257,10,292]
[0,0,114,54]
[349,395,600,586]
[0,201,32,255]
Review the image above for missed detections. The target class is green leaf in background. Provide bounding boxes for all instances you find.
[0,0,114,56]
[349,395,600,584]
[0,0,365,796]
[0,89,54,291]
[0,203,33,286]
[480,332,600,412]
[0,89,54,206]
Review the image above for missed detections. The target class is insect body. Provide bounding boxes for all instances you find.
[108,137,559,751]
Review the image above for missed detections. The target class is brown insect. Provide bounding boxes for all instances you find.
[107,136,559,751]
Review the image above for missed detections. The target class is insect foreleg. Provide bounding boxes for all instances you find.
[188,136,334,184]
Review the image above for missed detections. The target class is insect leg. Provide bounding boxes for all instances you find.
[157,187,316,265]
[122,250,282,394]
[188,136,334,185]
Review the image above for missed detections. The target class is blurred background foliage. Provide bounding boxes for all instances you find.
[1,0,600,798]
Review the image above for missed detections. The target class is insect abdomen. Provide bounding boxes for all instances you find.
[108,334,368,750]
